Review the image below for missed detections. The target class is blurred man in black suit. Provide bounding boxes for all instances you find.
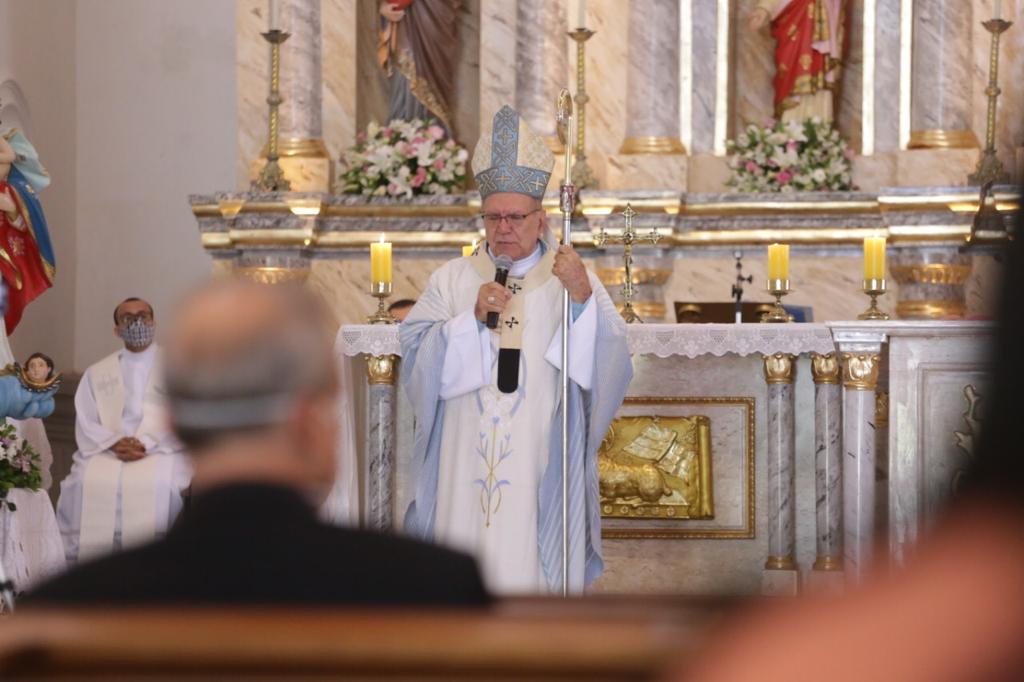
[26,280,489,607]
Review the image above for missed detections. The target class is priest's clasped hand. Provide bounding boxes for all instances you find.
[112,436,146,462]
[475,282,512,324]
[553,245,592,304]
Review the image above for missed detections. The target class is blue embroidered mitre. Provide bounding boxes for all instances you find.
[472,105,554,200]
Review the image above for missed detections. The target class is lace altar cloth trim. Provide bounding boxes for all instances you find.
[338,323,836,359]
[0,488,67,596]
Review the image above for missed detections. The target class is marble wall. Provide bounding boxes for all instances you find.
[235,0,1024,190]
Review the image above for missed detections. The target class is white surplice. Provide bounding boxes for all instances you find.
[56,344,191,562]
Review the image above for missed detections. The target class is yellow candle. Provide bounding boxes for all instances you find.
[370,234,392,284]
[462,243,475,257]
[767,243,789,281]
[863,237,886,281]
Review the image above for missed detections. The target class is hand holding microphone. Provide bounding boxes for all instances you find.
[475,254,514,327]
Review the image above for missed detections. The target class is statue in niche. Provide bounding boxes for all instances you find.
[747,0,849,125]
[377,0,461,137]
[0,120,56,335]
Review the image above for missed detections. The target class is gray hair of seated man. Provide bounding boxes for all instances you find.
[163,280,336,451]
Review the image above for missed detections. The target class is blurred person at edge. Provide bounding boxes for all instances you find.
[670,205,1024,682]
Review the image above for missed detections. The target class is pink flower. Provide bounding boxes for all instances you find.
[433,159,446,171]
[745,161,758,173]
[776,170,792,184]
[412,136,427,145]
[412,167,427,188]
[428,125,445,140]
[843,148,855,160]
[387,182,401,195]
[786,141,797,152]
[383,128,393,138]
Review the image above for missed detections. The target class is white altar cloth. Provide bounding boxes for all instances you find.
[0,489,66,594]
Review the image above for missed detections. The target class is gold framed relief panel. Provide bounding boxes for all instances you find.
[600,397,755,540]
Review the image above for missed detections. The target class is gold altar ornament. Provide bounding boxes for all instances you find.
[598,415,714,520]
[568,28,598,189]
[763,353,796,385]
[252,29,292,193]
[368,235,396,324]
[840,353,881,391]
[366,354,399,386]
[593,203,661,323]
[859,278,890,320]
[811,352,840,384]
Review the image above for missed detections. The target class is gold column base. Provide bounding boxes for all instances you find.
[234,266,310,285]
[896,299,966,319]
[614,302,666,321]
[260,137,330,159]
[813,555,843,571]
[765,555,797,571]
[619,136,688,155]
[907,129,980,149]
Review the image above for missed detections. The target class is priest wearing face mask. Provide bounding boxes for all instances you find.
[400,106,632,594]
[57,298,191,563]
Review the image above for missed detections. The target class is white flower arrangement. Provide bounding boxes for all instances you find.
[337,119,469,198]
[0,422,42,511]
[726,118,855,193]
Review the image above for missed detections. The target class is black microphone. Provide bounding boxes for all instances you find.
[486,254,514,330]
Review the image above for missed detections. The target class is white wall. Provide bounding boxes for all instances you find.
[1,0,236,372]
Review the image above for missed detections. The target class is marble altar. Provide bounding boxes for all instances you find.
[336,320,995,596]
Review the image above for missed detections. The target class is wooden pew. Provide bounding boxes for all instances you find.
[0,596,736,680]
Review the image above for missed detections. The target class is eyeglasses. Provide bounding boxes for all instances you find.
[118,311,153,325]
[479,209,542,228]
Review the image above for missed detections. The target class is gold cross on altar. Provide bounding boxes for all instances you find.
[593,203,661,323]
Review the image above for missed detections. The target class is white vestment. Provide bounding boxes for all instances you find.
[401,243,629,594]
[56,344,191,562]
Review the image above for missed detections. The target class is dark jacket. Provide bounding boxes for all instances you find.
[24,483,490,607]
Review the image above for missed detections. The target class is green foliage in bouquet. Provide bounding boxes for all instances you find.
[0,422,42,511]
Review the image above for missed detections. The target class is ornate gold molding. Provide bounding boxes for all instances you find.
[765,555,797,571]
[763,353,796,385]
[233,266,310,285]
[260,137,330,159]
[840,353,881,391]
[907,129,980,149]
[596,267,673,286]
[889,263,972,286]
[810,353,840,385]
[367,354,399,386]
[896,299,967,319]
[619,136,688,155]
[614,302,667,321]
[812,555,843,571]
[875,391,890,426]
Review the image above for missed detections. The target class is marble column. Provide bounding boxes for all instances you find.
[890,246,972,319]
[840,351,882,582]
[515,0,568,152]
[367,354,399,531]
[619,0,685,154]
[690,0,720,155]
[762,353,798,595]
[811,353,843,572]
[908,0,978,148]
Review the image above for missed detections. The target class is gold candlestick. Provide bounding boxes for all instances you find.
[968,18,1012,186]
[568,28,597,190]
[252,29,292,192]
[858,278,890,320]
[368,281,396,324]
[594,203,660,323]
[761,279,793,323]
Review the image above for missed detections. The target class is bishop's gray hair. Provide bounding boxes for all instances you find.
[164,283,335,450]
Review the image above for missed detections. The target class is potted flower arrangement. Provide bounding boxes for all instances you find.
[337,119,469,198]
[726,118,855,192]
[0,422,42,511]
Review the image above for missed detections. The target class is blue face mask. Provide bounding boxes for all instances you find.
[120,320,155,350]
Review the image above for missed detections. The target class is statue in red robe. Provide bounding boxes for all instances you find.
[748,0,849,124]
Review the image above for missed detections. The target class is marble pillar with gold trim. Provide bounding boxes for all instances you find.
[811,353,843,575]
[250,0,331,191]
[908,0,978,149]
[762,353,798,595]
[514,0,568,157]
[840,349,881,582]
[890,246,971,319]
[606,0,687,191]
[367,354,399,531]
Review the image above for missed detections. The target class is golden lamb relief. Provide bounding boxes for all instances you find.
[598,415,714,520]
